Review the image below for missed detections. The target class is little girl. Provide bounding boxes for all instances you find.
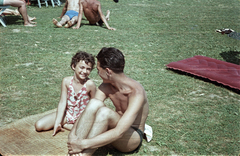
[35,51,96,136]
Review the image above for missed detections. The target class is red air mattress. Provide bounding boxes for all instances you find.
[166,55,240,90]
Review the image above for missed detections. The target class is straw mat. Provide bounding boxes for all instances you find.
[0,109,69,155]
[0,110,123,156]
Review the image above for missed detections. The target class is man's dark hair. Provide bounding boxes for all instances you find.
[96,47,125,73]
[71,51,95,70]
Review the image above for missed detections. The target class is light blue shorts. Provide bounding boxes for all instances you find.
[65,10,78,20]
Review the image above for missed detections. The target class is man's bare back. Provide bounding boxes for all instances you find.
[67,0,79,12]
[81,0,100,24]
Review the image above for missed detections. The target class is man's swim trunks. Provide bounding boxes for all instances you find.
[98,19,104,26]
[119,126,144,154]
[0,0,4,6]
[65,10,79,20]
[65,77,90,124]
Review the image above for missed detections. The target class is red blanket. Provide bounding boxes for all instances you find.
[166,56,240,90]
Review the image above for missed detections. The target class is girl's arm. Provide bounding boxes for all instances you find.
[86,80,97,99]
[52,77,69,136]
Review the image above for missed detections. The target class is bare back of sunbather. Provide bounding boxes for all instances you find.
[81,0,101,24]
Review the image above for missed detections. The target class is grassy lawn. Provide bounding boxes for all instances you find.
[0,0,240,155]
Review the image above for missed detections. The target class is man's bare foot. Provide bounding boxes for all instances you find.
[106,10,110,21]
[30,21,37,24]
[24,23,36,27]
[29,16,36,21]
[53,18,62,28]
[64,23,69,28]
[14,9,20,16]
[65,21,74,28]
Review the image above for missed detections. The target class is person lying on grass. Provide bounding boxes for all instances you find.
[3,8,36,21]
[1,0,36,27]
[53,0,80,28]
[72,0,115,30]
[35,51,96,136]
[67,47,149,155]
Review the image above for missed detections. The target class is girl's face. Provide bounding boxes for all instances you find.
[72,60,92,80]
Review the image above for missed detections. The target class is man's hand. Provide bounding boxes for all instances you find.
[67,137,84,155]
[52,124,64,136]
[72,26,80,29]
[108,27,116,31]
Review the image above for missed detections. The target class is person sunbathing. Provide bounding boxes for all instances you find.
[1,0,36,27]
[52,0,80,28]
[3,8,36,21]
[72,0,115,30]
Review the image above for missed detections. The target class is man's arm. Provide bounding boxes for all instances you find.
[59,1,68,18]
[73,1,83,29]
[97,4,116,30]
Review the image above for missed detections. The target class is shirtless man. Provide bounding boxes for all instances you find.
[72,0,115,30]
[67,47,149,155]
[1,0,36,27]
[53,0,79,28]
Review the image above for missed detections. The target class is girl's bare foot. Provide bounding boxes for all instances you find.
[53,18,62,28]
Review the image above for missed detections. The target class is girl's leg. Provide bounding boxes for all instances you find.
[35,112,56,132]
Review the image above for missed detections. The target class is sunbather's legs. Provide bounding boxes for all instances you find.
[59,15,70,25]
[3,0,36,27]
[3,8,20,15]
[65,16,78,28]
[53,18,62,27]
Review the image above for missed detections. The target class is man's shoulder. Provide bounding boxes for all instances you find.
[98,83,113,94]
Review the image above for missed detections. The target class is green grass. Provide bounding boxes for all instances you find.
[0,0,240,155]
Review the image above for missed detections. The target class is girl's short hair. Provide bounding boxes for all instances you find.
[71,51,95,70]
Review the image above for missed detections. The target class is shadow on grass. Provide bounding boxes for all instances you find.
[166,69,240,94]
[220,50,240,65]
[4,16,23,26]
[93,144,125,156]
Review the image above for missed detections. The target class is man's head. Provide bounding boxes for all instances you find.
[71,51,95,70]
[96,47,125,73]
